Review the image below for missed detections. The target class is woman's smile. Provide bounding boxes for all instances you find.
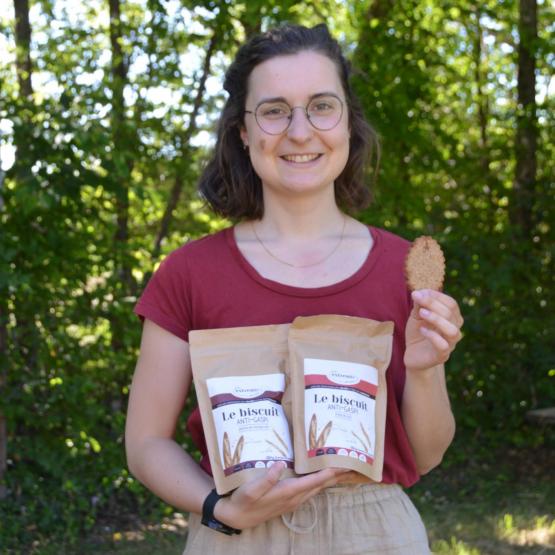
[280,153,323,164]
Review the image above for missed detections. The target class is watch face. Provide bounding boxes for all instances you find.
[203,517,239,535]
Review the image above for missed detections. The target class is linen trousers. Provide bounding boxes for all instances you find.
[183,483,431,555]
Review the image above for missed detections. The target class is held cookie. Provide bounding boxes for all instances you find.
[405,236,445,291]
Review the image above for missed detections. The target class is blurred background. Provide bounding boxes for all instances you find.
[0,0,553,553]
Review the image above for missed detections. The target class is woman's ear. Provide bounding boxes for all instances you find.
[240,126,249,149]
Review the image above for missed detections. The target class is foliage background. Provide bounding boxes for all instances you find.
[0,0,553,552]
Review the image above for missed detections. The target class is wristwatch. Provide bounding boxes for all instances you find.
[201,488,242,535]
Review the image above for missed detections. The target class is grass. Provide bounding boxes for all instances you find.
[412,445,555,554]
[30,445,555,554]
[31,514,188,555]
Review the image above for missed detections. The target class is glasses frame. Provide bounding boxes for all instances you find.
[244,93,345,136]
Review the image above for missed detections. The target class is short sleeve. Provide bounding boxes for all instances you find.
[134,249,192,342]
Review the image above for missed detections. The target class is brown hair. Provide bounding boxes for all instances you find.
[198,23,379,220]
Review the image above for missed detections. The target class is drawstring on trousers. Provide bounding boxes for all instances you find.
[281,497,316,555]
[281,490,333,555]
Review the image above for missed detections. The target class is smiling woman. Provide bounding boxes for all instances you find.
[198,24,377,222]
[126,23,464,555]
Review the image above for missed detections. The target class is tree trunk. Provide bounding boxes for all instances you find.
[14,0,33,98]
[0,300,7,499]
[149,32,218,268]
[109,0,134,298]
[512,0,537,237]
[3,0,34,499]
[366,0,395,19]
[472,8,498,233]
[473,12,490,169]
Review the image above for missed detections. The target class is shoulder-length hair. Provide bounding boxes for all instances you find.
[198,23,379,220]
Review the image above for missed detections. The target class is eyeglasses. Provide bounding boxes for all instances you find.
[244,94,344,135]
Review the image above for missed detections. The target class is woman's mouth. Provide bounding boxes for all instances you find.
[281,153,322,163]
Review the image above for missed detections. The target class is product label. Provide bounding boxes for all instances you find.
[206,373,294,476]
[304,358,378,463]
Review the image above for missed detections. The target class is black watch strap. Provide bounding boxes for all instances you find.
[201,488,242,535]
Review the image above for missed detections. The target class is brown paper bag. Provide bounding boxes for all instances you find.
[190,323,295,494]
[288,315,394,481]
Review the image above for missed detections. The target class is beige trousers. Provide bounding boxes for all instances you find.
[183,483,430,555]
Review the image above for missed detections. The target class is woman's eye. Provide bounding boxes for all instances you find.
[312,102,333,112]
[258,102,291,118]
[261,106,287,117]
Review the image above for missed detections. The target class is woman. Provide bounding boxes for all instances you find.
[126,23,463,554]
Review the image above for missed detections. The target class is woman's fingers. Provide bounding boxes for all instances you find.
[274,468,345,505]
[412,289,464,331]
[236,460,287,503]
[405,289,464,370]
[226,466,345,529]
[418,309,462,344]
[418,326,451,359]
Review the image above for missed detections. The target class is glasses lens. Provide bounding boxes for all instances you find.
[307,95,343,130]
[255,102,291,135]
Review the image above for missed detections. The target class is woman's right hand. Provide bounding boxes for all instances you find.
[214,462,347,530]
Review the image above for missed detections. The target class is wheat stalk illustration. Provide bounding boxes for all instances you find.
[272,429,289,452]
[265,439,288,457]
[360,422,372,453]
[223,432,232,468]
[231,435,245,465]
[352,430,368,452]
[309,414,318,450]
[316,421,332,448]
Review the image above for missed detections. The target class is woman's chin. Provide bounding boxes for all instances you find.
[263,178,336,198]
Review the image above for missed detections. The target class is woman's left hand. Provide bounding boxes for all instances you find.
[404,289,464,371]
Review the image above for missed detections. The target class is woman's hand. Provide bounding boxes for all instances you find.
[214,462,347,530]
[404,289,463,372]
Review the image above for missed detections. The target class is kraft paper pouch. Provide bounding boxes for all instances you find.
[289,315,394,481]
[190,323,295,495]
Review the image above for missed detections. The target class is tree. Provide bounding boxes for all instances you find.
[150,30,218,265]
[109,0,135,296]
[512,0,538,237]
[0,0,34,501]
[13,0,32,97]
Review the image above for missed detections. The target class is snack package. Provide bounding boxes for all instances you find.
[190,324,295,494]
[288,315,394,481]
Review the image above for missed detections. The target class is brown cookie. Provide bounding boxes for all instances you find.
[405,236,445,291]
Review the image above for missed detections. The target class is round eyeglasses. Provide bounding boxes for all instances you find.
[244,94,344,135]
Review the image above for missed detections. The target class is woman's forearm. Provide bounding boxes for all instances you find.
[401,364,455,475]
[127,437,213,515]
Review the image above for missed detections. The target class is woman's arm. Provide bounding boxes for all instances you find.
[125,319,346,528]
[402,364,455,474]
[401,289,463,474]
[125,319,213,512]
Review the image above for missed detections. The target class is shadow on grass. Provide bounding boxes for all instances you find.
[411,445,555,554]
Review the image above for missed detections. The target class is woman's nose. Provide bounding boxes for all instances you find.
[286,107,313,141]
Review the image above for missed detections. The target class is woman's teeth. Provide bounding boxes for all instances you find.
[282,154,320,163]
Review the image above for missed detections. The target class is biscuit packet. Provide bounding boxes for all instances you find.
[288,315,394,481]
[190,323,295,494]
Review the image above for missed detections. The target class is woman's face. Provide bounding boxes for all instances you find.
[241,50,350,202]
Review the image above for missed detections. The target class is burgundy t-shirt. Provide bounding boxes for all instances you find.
[134,226,420,487]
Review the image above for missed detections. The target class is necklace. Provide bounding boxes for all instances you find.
[251,216,347,268]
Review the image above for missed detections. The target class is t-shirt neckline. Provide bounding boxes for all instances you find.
[224,225,382,298]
